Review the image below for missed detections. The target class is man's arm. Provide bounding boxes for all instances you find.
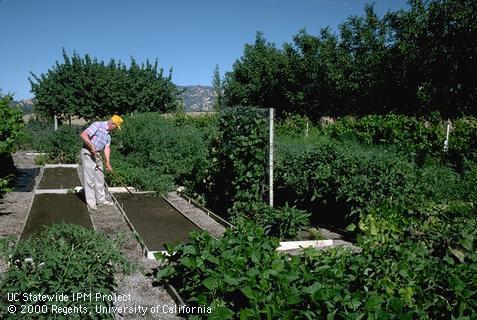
[80,131,96,154]
[104,144,112,172]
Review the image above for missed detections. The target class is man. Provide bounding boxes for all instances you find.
[80,115,123,211]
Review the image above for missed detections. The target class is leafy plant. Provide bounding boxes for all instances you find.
[0,224,132,320]
[234,201,310,240]
[112,112,210,194]
[0,94,25,196]
[157,213,477,319]
[203,107,269,217]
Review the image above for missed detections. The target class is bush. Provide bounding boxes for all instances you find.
[112,113,210,194]
[275,113,317,138]
[447,117,477,170]
[233,202,310,240]
[201,107,269,217]
[0,224,132,320]
[324,114,446,164]
[20,120,83,164]
[156,215,477,319]
[19,118,55,151]
[0,94,25,196]
[0,95,24,155]
[275,140,417,227]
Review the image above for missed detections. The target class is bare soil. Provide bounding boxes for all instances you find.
[114,193,200,252]
[21,193,93,239]
[37,167,81,189]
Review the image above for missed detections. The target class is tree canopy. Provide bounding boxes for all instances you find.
[30,50,181,121]
[223,0,477,120]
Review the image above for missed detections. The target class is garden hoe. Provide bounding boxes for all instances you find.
[95,154,134,195]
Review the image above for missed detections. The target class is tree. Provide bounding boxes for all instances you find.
[212,64,223,112]
[30,49,181,121]
[222,0,477,119]
[223,32,295,116]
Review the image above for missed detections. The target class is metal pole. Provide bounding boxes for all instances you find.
[54,114,58,131]
[444,119,451,152]
[269,108,274,207]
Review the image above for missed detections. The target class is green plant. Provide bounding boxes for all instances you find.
[234,201,310,240]
[112,113,210,194]
[203,107,269,217]
[0,94,25,154]
[156,221,320,319]
[0,224,132,320]
[20,119,83,164]
[275,140,418,227]
[0,94,25,196]
[447,117,477,170]
[156,213,477,319]
[324,114,446,164]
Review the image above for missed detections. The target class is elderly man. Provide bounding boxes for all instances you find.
[80,115,123,211]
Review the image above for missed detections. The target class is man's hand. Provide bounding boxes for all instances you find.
[105,163,113,172]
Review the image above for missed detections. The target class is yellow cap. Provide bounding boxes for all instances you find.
[111,115,123,129]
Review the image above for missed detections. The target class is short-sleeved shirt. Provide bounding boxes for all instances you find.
[83,121,111,151]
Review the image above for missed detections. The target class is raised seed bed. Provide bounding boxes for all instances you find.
[21,193,92,239]
[114,193,200,253]
[37,167,81,190]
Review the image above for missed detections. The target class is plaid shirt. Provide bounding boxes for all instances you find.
[84,121,111,151]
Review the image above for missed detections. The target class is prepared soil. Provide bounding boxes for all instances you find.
[37,167,81,189]
[115,193,200,251]
[21,193,92,239]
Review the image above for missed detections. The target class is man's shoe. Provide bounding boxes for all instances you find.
[87,204,98,212]
[98,200,114,206]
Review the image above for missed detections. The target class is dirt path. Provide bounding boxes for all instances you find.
[0,152,182,319]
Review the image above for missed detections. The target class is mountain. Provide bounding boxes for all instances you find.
[12,98,34,114]
[11,86,217,114]
[179,85,217,112]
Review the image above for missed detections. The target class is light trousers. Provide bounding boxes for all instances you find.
[80,148,106,206]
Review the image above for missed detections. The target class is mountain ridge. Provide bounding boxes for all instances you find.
[13,85,216,113]
[178,85,216,112]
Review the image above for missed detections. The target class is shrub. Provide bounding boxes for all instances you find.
[275,140,417,226]
[156,215,477,319]
[202,107,269,217]
[0,224,132,320]
[20,120,83,164]
[324,114,446,164]
[233,202,310,240]
[447,117,477,170]
[275,113,317,138]
[0,95,24,155]
[0,94,25,196]
[19,118,55,152]
[112,113,209,194]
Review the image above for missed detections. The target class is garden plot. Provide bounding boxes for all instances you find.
[21,193,93,239]
[113,193,201,258]
[21,164,92,239]
[36,165,81,190]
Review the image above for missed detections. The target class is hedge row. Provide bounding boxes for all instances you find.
[275,139,476,228]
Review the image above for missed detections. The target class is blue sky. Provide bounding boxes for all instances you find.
[0,0,409,100]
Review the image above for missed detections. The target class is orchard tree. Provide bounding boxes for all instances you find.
[212,64,223,112]
[223,0,477,119]
[223,32,295,117]
[30,49,181,121]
